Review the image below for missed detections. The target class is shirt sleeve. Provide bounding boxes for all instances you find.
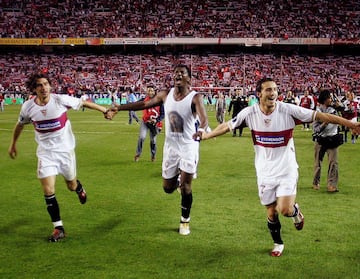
[58,94,82,110]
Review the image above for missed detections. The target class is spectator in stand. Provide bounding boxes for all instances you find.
[1,52,360,98]
[1,0,360,39]
[299,90,314,130]
[228,89,248,136]
[134,85,164,162]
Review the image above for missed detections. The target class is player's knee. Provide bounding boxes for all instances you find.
[181,182,192,195]
[280,206,294,217]
[163,184,176,194]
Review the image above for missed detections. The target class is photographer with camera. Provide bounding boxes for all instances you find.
[312,90,344,193]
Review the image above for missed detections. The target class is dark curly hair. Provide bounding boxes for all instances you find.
[318,89,331,105]
[25,72,51,92]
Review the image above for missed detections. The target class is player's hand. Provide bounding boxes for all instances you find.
[103,108,117,120]
[193,126,213,141]
[8,145,17,159]
[109,107,119,113]
[193,129,210,141]
[193,131,203,141]
[351,122,360,135]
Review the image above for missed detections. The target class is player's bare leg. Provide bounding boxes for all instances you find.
[277,195,304,230]
[163,171,193,235]
[266,203,284,256]
[41,176,65,242]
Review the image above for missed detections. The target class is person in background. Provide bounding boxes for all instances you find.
[80,92,89,111]
[127,88,140,124]
[0,93,4,111]
[283,90,299,106]
[299,89,314,130]
[312,90,344,192]
[110,88,119,108]
[8,72,113,242]
[228,89,248,136]
[112,64,208,236]
[196,77,360,257]
[134,85,164,162]
[341,91,358,144]
[215,92,226,124]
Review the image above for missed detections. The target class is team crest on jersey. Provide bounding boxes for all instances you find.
[40,109,47,117]
[264,119,271,126]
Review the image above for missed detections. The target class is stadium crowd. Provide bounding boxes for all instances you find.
[0,52,359,96]
[0,0,359,39]
[0,0,359,98]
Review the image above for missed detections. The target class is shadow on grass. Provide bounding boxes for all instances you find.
[0,218,31,234]
[88,217,123,236]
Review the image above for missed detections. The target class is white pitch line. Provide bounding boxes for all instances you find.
[75,131,115,134]
[0,128,115,134]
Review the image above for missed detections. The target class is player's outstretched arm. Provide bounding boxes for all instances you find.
[316,111,359,134]
[113,100,147,112]
[197,121,230,141]
[82,101,113,120]
[113,89,167,112]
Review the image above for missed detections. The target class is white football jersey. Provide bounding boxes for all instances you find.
[229,101,316,178]
[164,88,199,146]
[18,93,82,152]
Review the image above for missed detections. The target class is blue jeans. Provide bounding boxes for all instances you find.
[128,111,139,124]
[136,121,159,157]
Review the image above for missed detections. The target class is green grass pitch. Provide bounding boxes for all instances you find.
[0,104,359,278]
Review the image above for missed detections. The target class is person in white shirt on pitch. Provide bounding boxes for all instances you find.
[196,77,360,257]
[8,72,113,242]
[112,65,209,236]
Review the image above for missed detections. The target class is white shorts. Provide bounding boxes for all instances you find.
[162,141,199,179]
[257,171,298,206]
[37,149,77,180]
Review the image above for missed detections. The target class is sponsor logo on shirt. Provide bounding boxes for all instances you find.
[252,129,293,148]
[33,112,68,133]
